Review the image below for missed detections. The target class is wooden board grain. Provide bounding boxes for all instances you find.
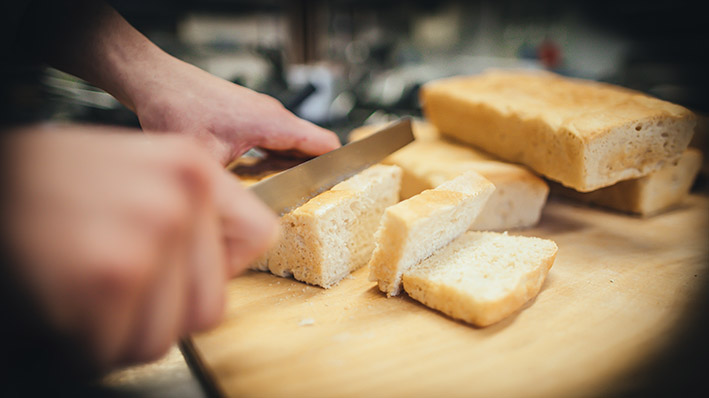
[190,194,709,398]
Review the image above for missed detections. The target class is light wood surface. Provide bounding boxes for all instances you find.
[190,194,709,398]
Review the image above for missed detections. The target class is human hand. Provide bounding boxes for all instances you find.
[1,124,278,369]
[38,1,341,166]
[130,58,341,165]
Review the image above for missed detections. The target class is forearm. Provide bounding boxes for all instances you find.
[29,0,175,111]
[17,0,340,164]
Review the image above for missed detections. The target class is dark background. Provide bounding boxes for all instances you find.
[7,0,708,139]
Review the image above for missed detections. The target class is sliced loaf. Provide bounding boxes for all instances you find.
[252,164,402,288]
[368,170,495,296]
[402,231,558,327]
[552,148,702,216]
[420,69,696,192]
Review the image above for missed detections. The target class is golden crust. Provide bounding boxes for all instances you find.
[368,171,495,296]
[356,121,549,231]
[429,70,693,141]
[387,190,470,222]
[421,69,696,192]
[252,164,402,288]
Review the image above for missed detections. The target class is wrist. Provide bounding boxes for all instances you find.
[107,41,176,112]
[43,1,173,112]
[124,52,202,115]
[80,5,175,112]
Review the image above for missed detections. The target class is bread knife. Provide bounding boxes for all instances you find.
[248,117,414,216]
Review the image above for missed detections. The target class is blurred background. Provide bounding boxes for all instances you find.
[21,0,708,142]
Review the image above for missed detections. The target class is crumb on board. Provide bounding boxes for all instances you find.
[299,318,315,327]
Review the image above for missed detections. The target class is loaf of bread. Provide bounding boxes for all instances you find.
[252,164,402,288]
[551,148,702,216]
[368,170,495,296]
[402,231,558,327]
[420,69,696,192]
[349,120,549,230]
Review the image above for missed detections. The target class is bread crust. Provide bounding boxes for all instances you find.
[350,120,550,231]
[252,165,402,288]
[368,171,495,296]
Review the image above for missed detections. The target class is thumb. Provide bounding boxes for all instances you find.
[211,169,280,277]
[258,115,341,157]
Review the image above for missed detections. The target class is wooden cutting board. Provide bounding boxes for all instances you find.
[186,194,709,398]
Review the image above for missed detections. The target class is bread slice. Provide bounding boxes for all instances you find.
[402,231,558,327]
[252,164,402,288]
[368,171,495,296]
[420,69,696,192]
[349,120,549,230]
[551,148,703,216]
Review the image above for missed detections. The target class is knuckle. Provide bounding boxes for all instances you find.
[83,237,155,301]
[150,198,190,235]
[170,150,214,199]
[94,256,149,300]
[193,294,225,332]
[260,92,285,108]
[130,338,174,365]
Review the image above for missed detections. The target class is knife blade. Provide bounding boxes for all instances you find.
[248,117,414,216]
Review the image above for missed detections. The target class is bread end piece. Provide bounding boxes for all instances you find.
[368,171,495,296]
[253,164,402,288]
[402,231,558,327]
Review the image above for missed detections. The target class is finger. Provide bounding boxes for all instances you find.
[97,168,195,364]
[258,116,341,156]
[175,157,230,333]
[119,242,187,365]
[74,212,165,368]
[183,201,228,333]
[108,152,197,365]
[212,169,280,277]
